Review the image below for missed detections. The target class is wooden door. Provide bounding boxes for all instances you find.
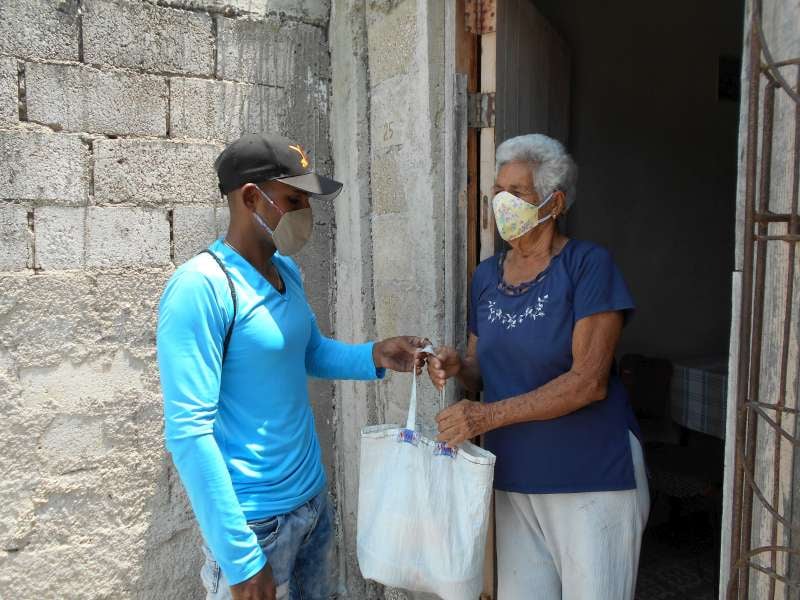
[496,0,571,146]
[471,0,571,266]
[458,2,572,598]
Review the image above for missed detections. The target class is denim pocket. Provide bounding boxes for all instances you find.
[248,515,280,547]
[200,549,221,594]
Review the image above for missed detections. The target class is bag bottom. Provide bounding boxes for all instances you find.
[357,543,483,600]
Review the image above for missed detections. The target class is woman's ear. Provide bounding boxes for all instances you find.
[551,190,567,219]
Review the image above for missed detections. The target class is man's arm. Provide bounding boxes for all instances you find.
[157,268,266,586]
[304,310,387,380]
[304,310,427,379]
[291,253,425,378]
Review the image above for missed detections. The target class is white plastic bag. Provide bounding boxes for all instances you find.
[357,368,496,600]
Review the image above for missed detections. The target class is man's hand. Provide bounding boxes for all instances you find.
[426,346,462,390]
[230,563,276,600]
[373,336,431,372]
[436,400,492,447]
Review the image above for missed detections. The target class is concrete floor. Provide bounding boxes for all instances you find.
[636,499,719,600]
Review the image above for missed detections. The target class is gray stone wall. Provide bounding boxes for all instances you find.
[0,1,333,598]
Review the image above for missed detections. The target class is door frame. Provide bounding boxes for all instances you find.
[451,1,497,597]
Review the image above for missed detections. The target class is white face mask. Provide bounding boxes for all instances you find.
[491,190,554,242]
[254,187,313,256]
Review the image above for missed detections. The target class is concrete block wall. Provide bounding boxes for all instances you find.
[330,1,448,597]
[365,0,447,431]
[0,0,333,598]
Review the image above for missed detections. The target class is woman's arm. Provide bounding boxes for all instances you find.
[427,333,483,393]
[436,311,624,446]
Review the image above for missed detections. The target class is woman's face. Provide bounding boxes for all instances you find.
[492,161,565,248]
[492,161,542,206]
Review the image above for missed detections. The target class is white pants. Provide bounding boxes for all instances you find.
[495,432,649,600]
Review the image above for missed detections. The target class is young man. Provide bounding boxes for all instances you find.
[157,133,426,600]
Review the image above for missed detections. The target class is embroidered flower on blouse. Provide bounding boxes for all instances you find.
[487,295,549,330]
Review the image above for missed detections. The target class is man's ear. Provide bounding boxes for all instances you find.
[241,183,259,212]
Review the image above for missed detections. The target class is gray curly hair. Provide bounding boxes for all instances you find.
[495,134,578,209]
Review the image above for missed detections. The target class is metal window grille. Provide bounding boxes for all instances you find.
[728,0,800,597]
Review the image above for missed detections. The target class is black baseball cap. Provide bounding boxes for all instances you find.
[214,133,343,201]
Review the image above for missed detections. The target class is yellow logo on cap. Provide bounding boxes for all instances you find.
[289,145,310,169]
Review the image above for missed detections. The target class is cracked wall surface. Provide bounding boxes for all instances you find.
[0,1,333,598]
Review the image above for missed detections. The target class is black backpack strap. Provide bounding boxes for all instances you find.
[200,249,237,362]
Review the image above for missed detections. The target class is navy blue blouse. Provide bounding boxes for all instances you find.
[469,240,639,493]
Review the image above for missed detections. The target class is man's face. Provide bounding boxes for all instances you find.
[251,180,311,230]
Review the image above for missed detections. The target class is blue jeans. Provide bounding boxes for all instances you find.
[200,489,333,600]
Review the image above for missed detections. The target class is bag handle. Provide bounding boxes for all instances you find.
[407,368,419,431]
[406,345,437,432]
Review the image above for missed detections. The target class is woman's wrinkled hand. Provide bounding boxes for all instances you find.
[426,346,462,390]
[435,400,491,447]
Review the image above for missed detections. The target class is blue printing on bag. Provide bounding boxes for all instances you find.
[434,442,458,458]
[396,431,458,458]
[397,429,420,446]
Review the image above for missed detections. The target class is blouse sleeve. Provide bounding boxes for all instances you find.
[468,258,494,336]
[572,245,635,323]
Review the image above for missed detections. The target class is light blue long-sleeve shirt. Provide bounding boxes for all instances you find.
[157,240,383,585]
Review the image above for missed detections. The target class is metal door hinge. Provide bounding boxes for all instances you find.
[465,0,496,34]
[468,92,495,128]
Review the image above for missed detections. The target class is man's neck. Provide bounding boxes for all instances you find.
[224,228,276,274]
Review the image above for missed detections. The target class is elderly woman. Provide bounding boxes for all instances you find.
[428,134,649,599]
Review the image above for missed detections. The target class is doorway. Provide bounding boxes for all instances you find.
[459,1,745,598]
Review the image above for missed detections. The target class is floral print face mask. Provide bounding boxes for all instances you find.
[491,190,554,242]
